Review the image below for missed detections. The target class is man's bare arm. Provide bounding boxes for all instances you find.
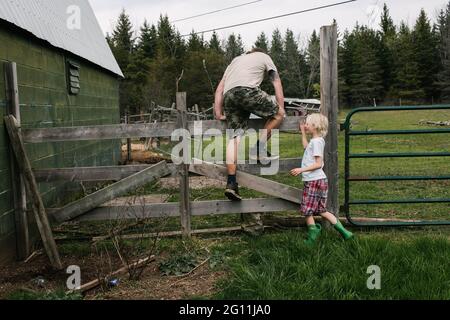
[269,70,285,117]
[214,79,226,120]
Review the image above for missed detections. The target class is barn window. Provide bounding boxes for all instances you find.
[67,61,80,95]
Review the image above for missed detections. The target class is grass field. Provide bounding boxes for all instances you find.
[212,228,450,300]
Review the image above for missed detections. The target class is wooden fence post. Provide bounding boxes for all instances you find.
[4,115,62,270]
[320,24,339,218]
[176,92,192,238]
[4,62,30,260]
[194,104,201,121]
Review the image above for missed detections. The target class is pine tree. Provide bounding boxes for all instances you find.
[436,2,450,101]
[157,14,177,58]
[254,32,269,52]
[378,3,396,98]
[339,29,356,106]
[413,9,440,101]
[110,9,137,114]
[111,9,135,69]
[187,31,204,52]
[270,29,285,73]
[380,3,396,38]
[283,29,306,97]
[393,22,424,102]
[225,34,244,64]
[349,26,384,106]
[137,20,157,59]
[306,30,320,98]
[209,32,222,53]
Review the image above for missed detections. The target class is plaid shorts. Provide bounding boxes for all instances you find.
[300,179,328,217]
[224,86,279,135]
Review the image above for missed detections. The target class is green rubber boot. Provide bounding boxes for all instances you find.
[304,224,322,245]
[334,220,354,240]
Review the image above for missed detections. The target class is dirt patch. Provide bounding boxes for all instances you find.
[0,243,227,300]
[0,252,123,299]
[85,254,226,300]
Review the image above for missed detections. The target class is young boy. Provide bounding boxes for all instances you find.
[290,114,354,245]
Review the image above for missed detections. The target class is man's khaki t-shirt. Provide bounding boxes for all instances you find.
[223,52,277,94]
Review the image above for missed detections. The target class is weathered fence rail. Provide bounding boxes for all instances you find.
[22,117,303,143]
[47,198,298,222]
[33,158,302,182]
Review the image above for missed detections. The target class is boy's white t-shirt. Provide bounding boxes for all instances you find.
[301,137,327,182]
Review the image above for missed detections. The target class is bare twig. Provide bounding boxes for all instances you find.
[176,69,184,93]
[203,59,216,95]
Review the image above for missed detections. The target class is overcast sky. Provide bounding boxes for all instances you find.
[88,0,449,48]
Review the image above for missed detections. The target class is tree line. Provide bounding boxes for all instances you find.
[107,2,450,115]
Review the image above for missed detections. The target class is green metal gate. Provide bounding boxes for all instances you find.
[343,105,450,227]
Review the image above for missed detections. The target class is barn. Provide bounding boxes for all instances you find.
[0,0,123,264]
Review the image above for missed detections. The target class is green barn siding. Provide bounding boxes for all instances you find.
[0,26,121,263]
[0,211,15,240]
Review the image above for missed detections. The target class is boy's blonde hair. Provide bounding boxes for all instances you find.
[306,113,329,137]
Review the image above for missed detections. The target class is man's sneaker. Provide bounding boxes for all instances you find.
[225,182,242,201]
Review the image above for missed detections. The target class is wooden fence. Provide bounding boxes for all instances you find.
[3,25,339,268]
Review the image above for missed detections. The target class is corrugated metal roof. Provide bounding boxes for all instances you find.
[0,0,123,77]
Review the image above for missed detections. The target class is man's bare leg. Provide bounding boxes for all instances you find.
[259,113,284,144]
[225,136,242,201]
[226,136,240,174]
[252,112,285,161]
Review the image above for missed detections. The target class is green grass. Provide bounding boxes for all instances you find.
[212,228,450,300]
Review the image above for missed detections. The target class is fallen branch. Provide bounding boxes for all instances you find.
[419,119,450,126]
[67,256,155,294]
[23,250,43,263]
[92,226,245,242]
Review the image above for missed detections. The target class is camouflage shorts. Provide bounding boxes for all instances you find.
[224,86,279,135]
